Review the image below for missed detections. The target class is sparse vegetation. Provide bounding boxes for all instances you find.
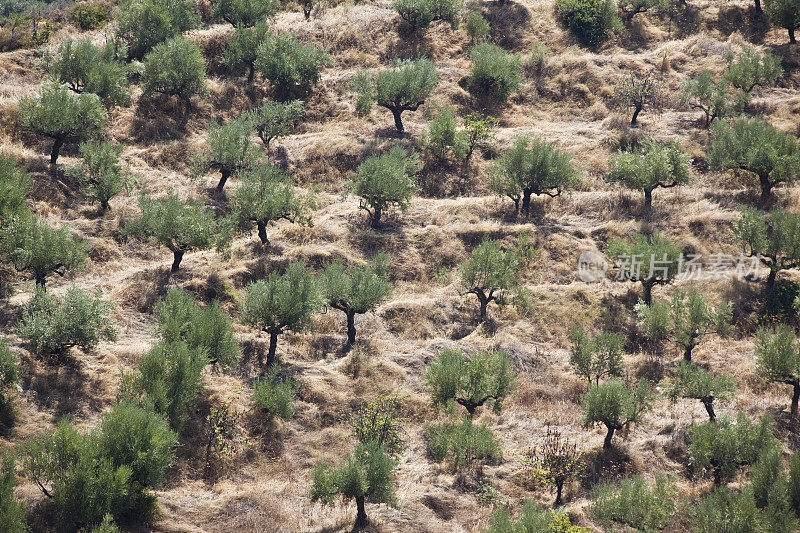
[613,70,662,126]
[248,99,304,149]
[70,141,133,213]
[519,427,584,506]
[423,417,502,470]
[681,70,730,128]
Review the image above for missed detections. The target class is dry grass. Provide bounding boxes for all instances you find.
[1,0,800,531]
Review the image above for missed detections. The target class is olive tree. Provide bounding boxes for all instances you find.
[352,58,437,133]
[765,0,800,43]
[124,192,217,272]
[568,326,624,386]
[689,413,776,485]
[518,427,584,506]
[346,146,419,228]
[424,348,515,417]
[47,39,130,107]
[223,21,271,83]
[310,441,397,530]
[232,164,313,245]
[192,116,258,192]
[242,261,321,366]
[665,362,736,421]
[582,379,652,449]
[70,141,133,213]
[211,0,278,26]
[681,70,730,128]
[605,139,692,211]
[635,290,732,362]
[248,99,304,149]
[255,33,332,100]
[490,135,581,214]
[733,207,800,287]
[607,232,682,305]
[141,36,208,107]
[113,0,199,59]
[469,42,522,106]
[18,83,105,164]
[18,286,117,357]
[320,254,392,347]
[459,237,530,319]
[724,47,782,105]
[756,324,800,416]
[614,70,662,126]
[0,154,29,221]
[618,0,665,20]
[0,215,87,289]
[393,0,463,33]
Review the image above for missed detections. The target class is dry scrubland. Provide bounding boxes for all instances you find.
[1,0,800,531]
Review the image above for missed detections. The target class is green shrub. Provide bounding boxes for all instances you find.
[346,146,419,228]
[119,341,208,431]
[568,326,624,386]
[113,0,200,59]
[18,82,105,164]
[18,286,117,357]
[242,261,321,366]
[393,0,463,32]
[591,474,678,531]
[0,154,29,221]
[788,452,800,515]
[582,379,652,449]
[253,367,297,421]
[48,39,129,107]
[255,33,332,100]
[0,340,20,428]
[469,42,522,105]
[352,58,437,132]
[755,324,800,416]
[155,288,240,368]
[320,254,392,346]
[347,392,404,456]
[90,515,119,533]
[223,20,271,82]
[689,413,777,485]
[211,0,278,26]
[69,1,111,30]
[423,417,502,470]
[689,488,761,533]
[485,502,589,533]
[555,0,621,47]
[761,280,800,325]
[310,441,397,530]
[463,11,489,42]
[522,40,550,80]
[24,404,176,530]
[69,141,133,213]
[124,192,218,272]
[0,214,88,288]
[489,135,581,214]
[617,0,665,20]
[248,98,304,149]
[0,452,27,533]
[458,236,531,318]
[681,70,730,128]
[141,35,207,106]
[723,47,782,105]
[518,427,584,506]
[425,347,514,416]
[421,106,468,162]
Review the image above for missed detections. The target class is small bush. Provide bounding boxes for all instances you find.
[347,391,404,456]
[463,11,489,42]
[689,488,762,533]
[485,503,590,533]
[421,106,468,162]
[69,1,111,30]
[469,42,522,105]
[0,452,28,533]
[591,474,678,531]
[255,33,332,100]
[423,417,502,470]
[69,141,133,213]
[0,340,21,429]
[113,0,200,59]
[18,286,117,357]
[394,0,463,32]
[555,0,621,48]
[522,40,550,80]
[141,35,207,106]
[253,367,297,421]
